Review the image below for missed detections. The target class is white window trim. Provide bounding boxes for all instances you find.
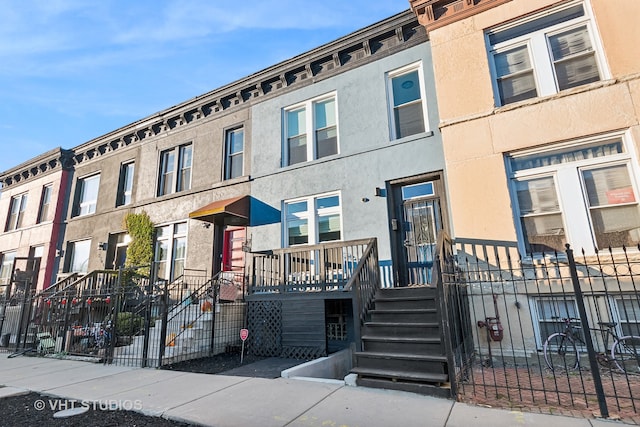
[158,143,192,196]
[37,184,53,224]
[68,239,92,273]
[282,92,339,167]
[529,297,582,350]
[225,126,245,180]
[75,173,100,217]
[117,161,135,207]
[154,221,188,281]
[6,193,28,231]
[385,61,430,141]
[507,131,640,256]
[486,0,609,107]
[283,192,343,247]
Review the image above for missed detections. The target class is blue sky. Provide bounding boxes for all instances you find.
[0,1,409,173]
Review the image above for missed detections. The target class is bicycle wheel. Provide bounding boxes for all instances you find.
[612,335,640,374]
[543,333,580,371]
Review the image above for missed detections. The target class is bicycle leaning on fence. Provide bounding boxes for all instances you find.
[543,317,640,373]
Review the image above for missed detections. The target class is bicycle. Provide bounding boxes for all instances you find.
[543,317,640,373]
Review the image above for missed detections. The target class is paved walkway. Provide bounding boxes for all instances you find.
[0,355,631,427]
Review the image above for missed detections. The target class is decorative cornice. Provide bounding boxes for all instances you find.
[410,0,512,32]
[0,148,73,188]
[62,10,426,167]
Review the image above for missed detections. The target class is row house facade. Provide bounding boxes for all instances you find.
[410,0,640,348]
[0,10,444,294]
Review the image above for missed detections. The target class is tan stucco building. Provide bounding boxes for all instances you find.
[411,0,640,256]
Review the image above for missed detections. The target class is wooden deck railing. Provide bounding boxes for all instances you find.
[249,238,374,294]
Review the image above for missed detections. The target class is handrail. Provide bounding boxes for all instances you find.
[343,238,380,352]
[40,270,120,301]
[37,273,80,298]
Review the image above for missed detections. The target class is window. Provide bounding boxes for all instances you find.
[154,222,187,281]
[74,174,100,217]
[0,251,16,285]
[67,240,91,273]
[117,162,135,207]
[531,297,582,348]
[284,193,341,246]
[615,298,640,337]
[37,185,52,223]
[508,135,640,254]
[488,2,603,106]
[5,194,28,231]
[387,63,427,139]
[284,94,338,166]
[158,144,192,196]
[225,127,244,180]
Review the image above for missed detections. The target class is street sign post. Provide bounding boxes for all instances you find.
[240,329,249,363]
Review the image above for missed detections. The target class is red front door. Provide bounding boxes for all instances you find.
[222,227,246,272]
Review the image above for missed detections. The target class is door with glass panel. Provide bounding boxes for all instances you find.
[394,181,443,287]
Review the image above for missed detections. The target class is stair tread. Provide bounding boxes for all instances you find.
[364,322,439,327]
[355,351,447,362]
[375,296,435,302]
[361,335,441,343]
[351,367,448,383]
[371,308,437,313]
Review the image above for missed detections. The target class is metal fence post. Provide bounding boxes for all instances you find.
[565,244,609,418]
[158,280,169,367]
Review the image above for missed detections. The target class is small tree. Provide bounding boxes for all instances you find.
[123,211,154,275]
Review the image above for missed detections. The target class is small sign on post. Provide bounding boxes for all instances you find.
[240,329,249,364]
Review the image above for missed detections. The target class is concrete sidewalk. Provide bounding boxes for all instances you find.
[0,355,629,427]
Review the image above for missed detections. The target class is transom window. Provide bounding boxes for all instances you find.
[284,193,342,246]
[387,63,428,140]
[225,127,244,180]
[158,144,192,196]
[6,193,28,231]
[488,2,604,106]
[74,174,100,217]
[508,135,640,255]
[284,94,338,166]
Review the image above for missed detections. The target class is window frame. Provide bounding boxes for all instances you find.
[66,239,91,273]
[224,126,245,180]
[158,143,192,196]
[5,193,28,231]
[386,61,429,141]
[283,192,342,247]
[529,297,583,349]
[283,93,339,166]
[507,132,640,256]
[74,173,101,217]
[0,251,16,285]
[486,0,607,107]
[153,222,188,282]
[116,161,135,207]
[37,184,53,224]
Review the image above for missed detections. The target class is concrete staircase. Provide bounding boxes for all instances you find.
[351,286,450,397]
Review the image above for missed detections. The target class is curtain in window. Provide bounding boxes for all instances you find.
[549,26,600,90]
[511,141,623,172]
[516,177,566,253]
[495,45,537,104]
[583,165,640,247]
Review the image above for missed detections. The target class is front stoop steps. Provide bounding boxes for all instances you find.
[351,286,451,398]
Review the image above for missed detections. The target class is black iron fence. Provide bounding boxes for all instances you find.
[0,266,247,369]
[439,236,640,422]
